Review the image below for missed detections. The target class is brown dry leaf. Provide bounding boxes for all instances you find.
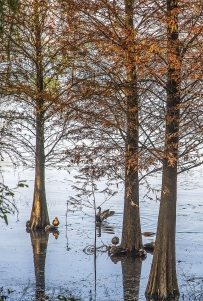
[130,201,139,207]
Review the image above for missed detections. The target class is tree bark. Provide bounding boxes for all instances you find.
[30,105,49,229]
[146,0,180,298]
[121,0,142,252]
[29,0,49,229]
[145,165,179,299]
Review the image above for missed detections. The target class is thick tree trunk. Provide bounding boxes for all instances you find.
[121,130,142,251]
[29,0,49,229]
[122,85,141,251]
[146,0,180,298]
[145,164,179,299]
[121,0,142,252]
[30,108,49,229]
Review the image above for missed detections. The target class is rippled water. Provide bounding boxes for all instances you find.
[1,164,203,301]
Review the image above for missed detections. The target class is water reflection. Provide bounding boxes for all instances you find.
[2,167,203,300]
[96,222,115,237]
[110,254,143,301]
[121,256,143,301]
[84,225,144,301]
[29,229,49,301]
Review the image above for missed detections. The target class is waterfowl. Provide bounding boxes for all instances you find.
[52,217,59,226]
[45,225,58,232]
[111,236,119,245]
[143,241,155,251]
[109,246,146,257]
[142,231,156,237]
[96,206,115,222]
[26,220,31,228]
[136,248,147,257]
[109,246,127,256]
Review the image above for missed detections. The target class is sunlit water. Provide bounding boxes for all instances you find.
[0,163,203,301]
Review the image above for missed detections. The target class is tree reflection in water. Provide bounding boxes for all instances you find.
[29,229,49,301]
[26,226,178,301]
[84,222,144,301]
[110,253,144,301]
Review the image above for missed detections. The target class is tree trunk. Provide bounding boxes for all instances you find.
[30,107,49,229]
[29,0,49,229]
[146,0,180,298]
[145,164,179,299]
[121,0,142,252]
[121,129,142,251]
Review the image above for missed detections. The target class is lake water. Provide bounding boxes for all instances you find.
[0,164,203,301]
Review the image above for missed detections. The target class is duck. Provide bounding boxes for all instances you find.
[26,220,31,228]
[111,236,119,245]
[109,246,127,256]
[45,224,58,232]
[143,241,155,251]
[135,248,147,257]
[52,217,59,227]
[142,231,156,237]
[109,245,147,257]
[96,206,115,223]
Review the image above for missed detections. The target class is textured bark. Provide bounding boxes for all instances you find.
[30,229,49,301]
[145,165,179,299]
[29,0,49,229]
[121,152,142,251]
[146,0,180,298]
[121,0,142,252]
[30,107,49,229]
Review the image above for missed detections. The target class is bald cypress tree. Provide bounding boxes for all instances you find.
[146,0,180,297]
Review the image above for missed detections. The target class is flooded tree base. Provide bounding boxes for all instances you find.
[109,245,147,258]
[145,293,180,301]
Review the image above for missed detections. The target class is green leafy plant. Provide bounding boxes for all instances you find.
[0,182,16,224]
[0,179,28,224]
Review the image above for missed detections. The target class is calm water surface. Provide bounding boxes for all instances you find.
[1,164,203,301]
